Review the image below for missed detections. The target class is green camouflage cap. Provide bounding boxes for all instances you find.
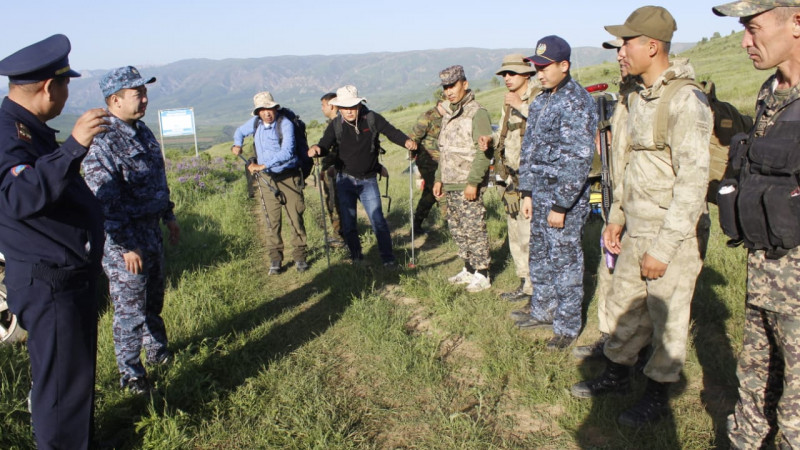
[605,6,677,42]
[713,0,800,17]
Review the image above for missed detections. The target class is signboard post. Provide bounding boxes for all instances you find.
[158,108,199,156]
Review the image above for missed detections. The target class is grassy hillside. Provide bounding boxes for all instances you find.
[0,30,770,448]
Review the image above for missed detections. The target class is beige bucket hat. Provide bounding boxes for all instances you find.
[329,85,366,107]
[495,54,536,75]
[252,91,280,115]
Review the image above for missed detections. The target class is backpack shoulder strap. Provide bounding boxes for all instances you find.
[653,78,702,151]
[333,116,343,145]
[366,110,378,154]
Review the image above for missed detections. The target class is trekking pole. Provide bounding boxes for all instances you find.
[239,154,274,230]
[408,151,416,269]
[315,157,331,269]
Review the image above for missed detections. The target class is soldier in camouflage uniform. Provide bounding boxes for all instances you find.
[714,2,800,448]
[479,54,541,302]
[408,101,445,235]
[571,7,713,428]
[319,93,345,247]
[84,67,180,394]
[432,65,494,293]
[573,39,641,359]
[515,36,598,351]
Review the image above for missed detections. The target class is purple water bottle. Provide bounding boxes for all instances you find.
[600,236,617,269]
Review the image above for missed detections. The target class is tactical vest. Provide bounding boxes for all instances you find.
[717,99,800,258]
[439,93,482,185]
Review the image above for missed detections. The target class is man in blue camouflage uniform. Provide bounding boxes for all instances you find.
[516,36,598,350]
[83,66,180,394]
[714,2,800,448]
[0,35,109,449]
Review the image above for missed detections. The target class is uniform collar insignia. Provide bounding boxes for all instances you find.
[16,122,32,143]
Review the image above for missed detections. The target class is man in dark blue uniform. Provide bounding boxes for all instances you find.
[0,34,109,449]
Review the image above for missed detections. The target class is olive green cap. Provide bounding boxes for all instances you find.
[605,6,677,42]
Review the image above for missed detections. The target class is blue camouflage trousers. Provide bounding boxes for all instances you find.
[103,243,169,385]
[528,181,589,338]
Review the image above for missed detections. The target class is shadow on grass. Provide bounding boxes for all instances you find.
[691,265,738,449]
[581,216,604,330]
[93,259,398,449]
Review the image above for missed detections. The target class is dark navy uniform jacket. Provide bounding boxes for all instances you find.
[0,97,104,269]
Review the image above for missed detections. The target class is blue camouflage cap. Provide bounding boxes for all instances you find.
[713,0,800,17]
[0,34,81,84]
[525,35,571,66]
[100,66,156,98]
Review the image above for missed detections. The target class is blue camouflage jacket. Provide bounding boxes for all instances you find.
[83,115,175,254]
[519,75,598,212]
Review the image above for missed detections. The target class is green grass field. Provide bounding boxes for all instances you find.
[0,30,771,448]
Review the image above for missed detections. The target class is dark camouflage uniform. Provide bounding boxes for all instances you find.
[83,115,174,385]
[728,77,800,450]
[409,105,443,227]
[518,75,598,338]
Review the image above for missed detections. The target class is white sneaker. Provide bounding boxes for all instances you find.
[448,267,473,285]
[466,272,491,293]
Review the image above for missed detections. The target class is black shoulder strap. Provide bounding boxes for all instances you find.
[775,97,800,122]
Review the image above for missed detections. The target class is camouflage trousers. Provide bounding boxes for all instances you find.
[259,172,308,263]
[103,244,168,385]
[727,248,800,449]
[414,151,439,226]
[603,233,704,383]
[528,184,589,338]
[445,189,490,270]
[321,167,342,236]
[507,208,533,295]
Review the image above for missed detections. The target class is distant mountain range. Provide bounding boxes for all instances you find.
[1,44,694,145]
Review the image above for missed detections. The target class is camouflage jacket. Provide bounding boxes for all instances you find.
[409,105,443,161]
[608,60,712,264]
[753,73,800,138]
[436,90,493,189]
[491,79,542,174]
[607,77,642,210]
[518,75,598,212]
[83,115,176,254]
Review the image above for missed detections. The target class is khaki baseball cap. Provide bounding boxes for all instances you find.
[605,6,677,42]
[713,0,800,17]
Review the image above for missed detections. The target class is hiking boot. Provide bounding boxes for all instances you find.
[448,268,473,285]
[466,272,491,293]
[572,333,609,360]
[295,260,309,273]
[268,261,281,275]
[123,376,152,395]
[515,316,552,330]
[509,307,532,322]
[547,335,576,351]
[500,279,528,302]
[571,359,631,399]
[326,236,345,248]
[617,378,670,427]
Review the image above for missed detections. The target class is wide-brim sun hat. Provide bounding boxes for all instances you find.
[329,85,366,107]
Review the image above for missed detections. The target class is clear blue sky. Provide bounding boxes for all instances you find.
[0,1,742,72]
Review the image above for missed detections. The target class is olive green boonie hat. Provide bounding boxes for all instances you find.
[495,54,536,75]
[605,5,677,42]
[712,0,800,17]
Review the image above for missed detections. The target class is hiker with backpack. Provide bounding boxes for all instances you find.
[308,85,417,267]
[232,91,308,274]
[571,6,713,428]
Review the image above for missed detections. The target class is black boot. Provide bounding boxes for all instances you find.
[617,378,670,427]
[572,333,609,360]
[500,278,528,302]
[571,358,631,398]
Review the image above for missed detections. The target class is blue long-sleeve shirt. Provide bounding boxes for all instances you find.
[233,115,298,174]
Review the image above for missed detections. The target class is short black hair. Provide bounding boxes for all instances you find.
[320,92,336,102]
